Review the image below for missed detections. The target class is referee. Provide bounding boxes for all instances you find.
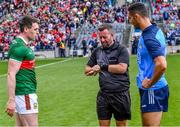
[85,24,131,126]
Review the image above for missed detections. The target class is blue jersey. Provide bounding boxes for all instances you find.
[137,24,168,90]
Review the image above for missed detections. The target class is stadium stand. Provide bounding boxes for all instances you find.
[0,0,128,59]
[130,0,180,54]
[0,0,179,59]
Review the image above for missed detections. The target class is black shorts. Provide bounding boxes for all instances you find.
[96,90,131,121]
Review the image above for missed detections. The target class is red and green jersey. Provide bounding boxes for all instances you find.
[8,37,37,95]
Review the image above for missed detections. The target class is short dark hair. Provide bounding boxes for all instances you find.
[98,24,114,33]
[19,15,39,32]
[128,2,148,17]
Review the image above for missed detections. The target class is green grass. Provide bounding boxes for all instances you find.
[0,55,180,126]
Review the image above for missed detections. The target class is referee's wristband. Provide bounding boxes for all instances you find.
[100,64,108,71]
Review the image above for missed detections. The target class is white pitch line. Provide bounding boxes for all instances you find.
[35,58,72,69]
[0,73,7,78]
[0,58,72,78]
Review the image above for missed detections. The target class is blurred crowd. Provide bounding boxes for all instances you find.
[151,0,180,46]
[0,0,128,56]
[0,0,179,57]
[131,0,180,55]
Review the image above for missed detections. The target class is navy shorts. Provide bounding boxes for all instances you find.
[96,90,131,120]
[139,85,169,113]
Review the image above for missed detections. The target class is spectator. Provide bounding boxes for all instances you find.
[82,38,87,56]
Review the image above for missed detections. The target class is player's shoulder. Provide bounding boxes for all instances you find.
[142,24,160,40]
[10,38,25,48]
[10,38,28,51]
[118,43,126,49]
[93,46,101,52]
[117,43,128,53]
[9,38,28,55]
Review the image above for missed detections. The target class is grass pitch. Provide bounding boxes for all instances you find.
[0,55,180,126]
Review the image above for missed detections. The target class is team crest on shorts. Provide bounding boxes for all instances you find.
[34,103,38,109]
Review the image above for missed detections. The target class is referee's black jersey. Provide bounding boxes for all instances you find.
[87,42,130,93]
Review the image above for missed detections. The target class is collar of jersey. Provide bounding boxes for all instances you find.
[17,36,28,45]
[143,23,157,33]
[102,41,119,51]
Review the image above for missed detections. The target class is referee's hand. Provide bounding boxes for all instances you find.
[92,65,100,75]
[86,69,95,76]
[92,65,100,72]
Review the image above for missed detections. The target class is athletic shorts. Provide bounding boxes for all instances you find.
[139,85,169,113]
[15,93,38,114]
[96,90,131,120]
